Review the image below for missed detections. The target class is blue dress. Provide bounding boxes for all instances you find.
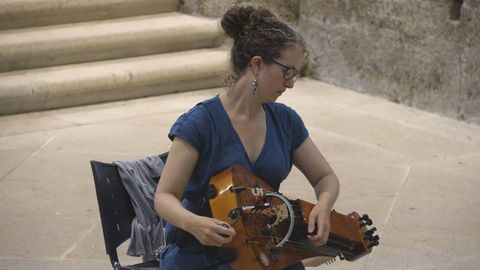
[160,95,309,270]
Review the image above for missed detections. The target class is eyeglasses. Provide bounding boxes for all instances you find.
[271,60,300,81]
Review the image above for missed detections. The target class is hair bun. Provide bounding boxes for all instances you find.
[221,6,276,40]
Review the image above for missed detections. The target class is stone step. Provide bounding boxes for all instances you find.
[0,12,225,72]
[0,48,228,115]
[0,0,179,30]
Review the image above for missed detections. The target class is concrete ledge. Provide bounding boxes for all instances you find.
[0,13,225,72]
[0,48,229,115]
[0,0,179,30]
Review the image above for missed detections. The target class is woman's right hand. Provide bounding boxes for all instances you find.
[186,215,237,247]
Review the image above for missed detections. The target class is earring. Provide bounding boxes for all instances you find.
[252,79,258,95]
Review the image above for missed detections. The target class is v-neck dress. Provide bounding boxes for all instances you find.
[169,95,308,200]
[160,95,309,269]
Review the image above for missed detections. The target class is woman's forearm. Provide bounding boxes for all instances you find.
[314,173,340,210]
[154,191,237,246]
[154,192,196,231]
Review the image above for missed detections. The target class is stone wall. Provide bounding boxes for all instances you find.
[300,0,479,124]
[180,0,299,22]
[181,0,480,124]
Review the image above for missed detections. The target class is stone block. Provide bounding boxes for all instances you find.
[0,149,32,180]
[0,257,111,270]
[36,125,169,154]
[430,152,480,178]
[0,178,99,219]
[307,107,480,162]
[181,0,300,22]
[300,18,479,123]
[299,0,378,26]
[0,130,56,151]
[50,88,220,125]
[5,141,166,185]
[0,49,228,115]
[300,0,471,44]
[0,217,97,258]
[366,165,480,269]
[459,46,480,123]
[0,0,179,30]
[307,128,413,167]
[401,113,480,145]
[0,112,73,137]
[0,13,224,72]
[461,1,480,46]
[64,223,139,264]
[299,0,480,124]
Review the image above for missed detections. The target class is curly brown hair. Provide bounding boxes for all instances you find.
[221,6,307,80]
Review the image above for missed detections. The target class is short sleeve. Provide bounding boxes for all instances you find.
[268,103,309,150]
[168,105,209,153]
[288,107,309,149]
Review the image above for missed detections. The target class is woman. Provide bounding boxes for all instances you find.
[154,5,339,270]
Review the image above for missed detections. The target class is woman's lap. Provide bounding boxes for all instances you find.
[160,244,232,270]
[160,244,305,270]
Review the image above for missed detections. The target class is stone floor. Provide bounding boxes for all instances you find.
[1,78,479,270]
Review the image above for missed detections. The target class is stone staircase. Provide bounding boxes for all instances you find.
[0,0,228,115]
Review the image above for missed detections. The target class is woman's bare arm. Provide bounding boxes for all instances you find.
[154,137,235,246]
[293,137,340,246]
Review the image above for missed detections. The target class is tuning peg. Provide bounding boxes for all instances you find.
[368,240,380,248]
[365,227,377,236]
[207,184,217,199]
[360,220,372,227]
[360,217,373,227]
[228,208,242,220]
[365,233,380,241]
[366,233,380,248]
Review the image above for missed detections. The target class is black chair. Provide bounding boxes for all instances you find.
[90,153,168,270]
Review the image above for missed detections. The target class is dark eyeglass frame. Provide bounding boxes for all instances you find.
[271,60,300,80]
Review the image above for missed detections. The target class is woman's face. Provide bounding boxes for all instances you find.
[258,46,305,102]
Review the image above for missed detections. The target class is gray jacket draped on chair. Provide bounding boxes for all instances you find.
[115,155,165,257]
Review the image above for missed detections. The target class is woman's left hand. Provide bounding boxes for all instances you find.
[307,204,331,246]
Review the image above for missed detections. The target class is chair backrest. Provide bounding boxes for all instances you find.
[90,153,168,269]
